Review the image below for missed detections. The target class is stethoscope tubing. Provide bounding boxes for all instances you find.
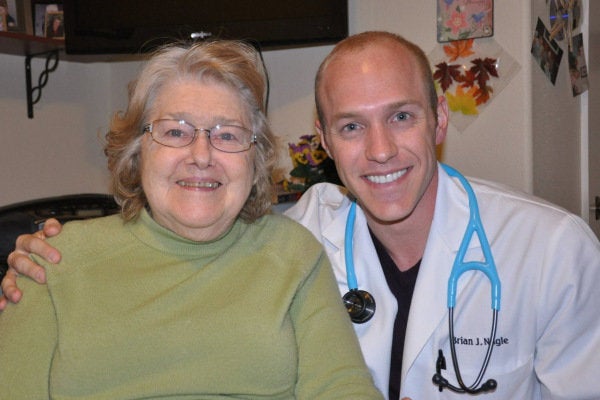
[343,164,502,393]
[442,163,501,311]
[438,163,501,394]
[344,201,359,290]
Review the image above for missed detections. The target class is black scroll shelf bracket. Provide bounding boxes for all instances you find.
[25,49,60,119]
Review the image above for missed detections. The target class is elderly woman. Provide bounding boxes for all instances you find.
[0,40,382,399]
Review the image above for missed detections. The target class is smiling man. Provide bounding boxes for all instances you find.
[286,31,600,399]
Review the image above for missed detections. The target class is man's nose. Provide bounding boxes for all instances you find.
[365,124,398,163]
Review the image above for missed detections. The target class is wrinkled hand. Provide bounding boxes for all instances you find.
[0,218,63,310]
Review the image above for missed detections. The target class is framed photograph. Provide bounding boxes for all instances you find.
[2,0,33,33]
[0,0,10,31]
[437,0,494,43]
[32,1,62,37]
[44,10,63,38]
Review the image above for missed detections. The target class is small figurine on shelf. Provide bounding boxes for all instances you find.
[282,134,341,194]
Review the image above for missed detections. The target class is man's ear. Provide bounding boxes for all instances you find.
[435,95,449,145]
[315,119,333,159]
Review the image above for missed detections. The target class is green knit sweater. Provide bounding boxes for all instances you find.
[0,210,382,399]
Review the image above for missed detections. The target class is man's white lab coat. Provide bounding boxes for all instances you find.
[285,163,600,399]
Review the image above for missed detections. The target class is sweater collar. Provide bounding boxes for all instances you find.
[128,209,246,257]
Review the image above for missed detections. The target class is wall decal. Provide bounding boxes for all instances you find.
[430,38,520,132]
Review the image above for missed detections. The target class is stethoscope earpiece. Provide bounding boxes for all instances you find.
[343,288,376,324]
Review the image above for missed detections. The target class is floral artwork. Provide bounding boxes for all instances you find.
[281,134,341,193]
[429,38,520,132]
[437,0,494,43]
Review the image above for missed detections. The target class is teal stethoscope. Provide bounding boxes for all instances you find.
[343,163,501,395]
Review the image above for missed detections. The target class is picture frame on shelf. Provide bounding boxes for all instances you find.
[0,0,10,32]
[44,10,63,38]
[32,1,62,37]
[3,0,32,33]
[0,12,6,32]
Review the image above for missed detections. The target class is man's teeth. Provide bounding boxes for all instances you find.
[366,169,406,184]
[177,181,220,188]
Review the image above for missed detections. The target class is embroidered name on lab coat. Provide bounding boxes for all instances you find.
[453,336,510,347]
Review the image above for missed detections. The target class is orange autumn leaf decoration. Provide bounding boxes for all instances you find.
[443,39,475,62]
[434,40,502,115]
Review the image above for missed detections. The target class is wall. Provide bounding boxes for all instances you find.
[530,0,585,215]
[0,56,112,205]
[0,0,582,215]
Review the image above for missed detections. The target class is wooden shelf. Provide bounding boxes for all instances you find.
[0,31,65,57]
[0,31,145,62]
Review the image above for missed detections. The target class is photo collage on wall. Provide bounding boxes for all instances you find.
[531,0,588,96]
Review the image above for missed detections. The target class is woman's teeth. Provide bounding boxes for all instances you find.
[177,181,220,188]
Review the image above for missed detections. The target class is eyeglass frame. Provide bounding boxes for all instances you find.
[142,118,257,153]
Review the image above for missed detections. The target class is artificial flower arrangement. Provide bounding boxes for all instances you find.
[281,134,341,193]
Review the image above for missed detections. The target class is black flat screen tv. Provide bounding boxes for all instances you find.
[63,0,348,54]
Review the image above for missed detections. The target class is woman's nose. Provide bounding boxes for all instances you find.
[188,131,213,167]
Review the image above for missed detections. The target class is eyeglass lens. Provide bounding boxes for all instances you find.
[148,119,255,152]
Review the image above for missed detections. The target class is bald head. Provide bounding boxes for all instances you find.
[315,31,438,129]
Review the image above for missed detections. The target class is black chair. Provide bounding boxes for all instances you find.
[0,194,119,283]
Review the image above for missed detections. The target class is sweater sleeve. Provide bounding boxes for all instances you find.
[0,272,58,398]
[290,251,383,399]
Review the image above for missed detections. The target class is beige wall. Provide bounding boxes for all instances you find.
[531,0,584,214]
[0,0,585,216]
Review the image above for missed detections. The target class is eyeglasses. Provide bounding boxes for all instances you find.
[143,119,257,153]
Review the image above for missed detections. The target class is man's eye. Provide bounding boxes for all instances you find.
[393,112,410,122]
[343,123,360,131]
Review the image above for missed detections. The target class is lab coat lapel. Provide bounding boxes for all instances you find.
[402,164,476,380]
[321,196,397,395]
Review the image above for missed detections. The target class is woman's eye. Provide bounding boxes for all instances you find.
[166,129,186,138]
[217,132,237,141]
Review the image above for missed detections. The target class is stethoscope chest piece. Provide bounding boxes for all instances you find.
[343,288,376,324]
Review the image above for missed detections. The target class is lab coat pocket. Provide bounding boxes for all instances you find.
[464,355,536,399]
